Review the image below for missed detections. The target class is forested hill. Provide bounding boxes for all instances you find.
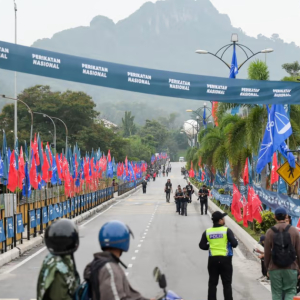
[1,0,299,125]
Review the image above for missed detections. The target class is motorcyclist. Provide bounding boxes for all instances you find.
[37,219,80,300]
[84,220,155,300]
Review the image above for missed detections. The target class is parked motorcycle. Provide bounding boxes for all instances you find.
[153,267,183,300]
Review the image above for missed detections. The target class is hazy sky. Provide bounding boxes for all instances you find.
[0,0,299,46]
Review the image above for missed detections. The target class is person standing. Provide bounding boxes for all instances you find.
[199,211,238,300]
[37,219,80,300]
[264,207,300,300]
[186,182,194,202]
[199,184,209,215]
[174,187,183,214]
[164,179,173,203]
[153,172,157,181]
[181,187,189,216]
[142,179,147,194]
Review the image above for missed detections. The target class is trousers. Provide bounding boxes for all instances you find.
[176,201,181,214]
[181,202,187,216]
[207,256,233,300]
[201,200,208,214]
[142,187,146,194]
[269,269,297,300]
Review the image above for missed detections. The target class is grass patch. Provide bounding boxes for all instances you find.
[211,198,261,242]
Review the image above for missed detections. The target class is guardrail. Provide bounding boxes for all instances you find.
[118,180,142,196]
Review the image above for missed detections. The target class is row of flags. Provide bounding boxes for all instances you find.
[151,153,168,164]
[1,133,149,198]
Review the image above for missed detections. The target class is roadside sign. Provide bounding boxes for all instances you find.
[277,161,300,186]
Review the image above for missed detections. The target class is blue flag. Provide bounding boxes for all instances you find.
[51,156,58,185]
[279,142,295,168]
[22,162,31,198]
[15,138,19,170]
[272,105,293,152]
[2,131,8,182]
[256,106,275,174]
[229,44,238,79]
[203,107,207,127]
[107,162,113,178]
[0,152,3,178]
[278,157,288,194]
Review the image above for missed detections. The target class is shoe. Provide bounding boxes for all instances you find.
[256,275,264,281]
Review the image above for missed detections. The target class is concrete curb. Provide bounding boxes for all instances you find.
[0,185,142,268]
[190,182,260,257]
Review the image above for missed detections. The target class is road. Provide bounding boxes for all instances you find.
[0,162,270,300]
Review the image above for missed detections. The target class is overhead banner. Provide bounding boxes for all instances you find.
[1,40,300,104]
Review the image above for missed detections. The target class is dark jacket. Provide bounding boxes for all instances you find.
[84,252,149,300]
[264,222,300,271]
[199,224,238,252]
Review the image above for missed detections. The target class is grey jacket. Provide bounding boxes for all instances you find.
[84,252,149,300]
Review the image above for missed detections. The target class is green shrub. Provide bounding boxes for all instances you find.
[254,211,276,233]
[218,189,225,194]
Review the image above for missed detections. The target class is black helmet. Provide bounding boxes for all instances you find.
[45,219,79,255]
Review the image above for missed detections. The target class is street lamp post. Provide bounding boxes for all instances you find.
[33,112,56,152]
[50,116,68,154]
[195,33,273,71]
[186,102,213,126]
[13,0,18,146]
[183,121,198,148]
[1,95,33,167]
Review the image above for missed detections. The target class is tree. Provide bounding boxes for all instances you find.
[282,61,300,77]
[248,60,270,81]
[121,111,136,137]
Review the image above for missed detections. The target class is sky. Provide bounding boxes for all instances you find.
[0,0,299,47]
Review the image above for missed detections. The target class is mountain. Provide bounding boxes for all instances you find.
[1,0,299,125]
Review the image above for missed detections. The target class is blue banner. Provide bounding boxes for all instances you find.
[49,204,55,221]
[36,209,41,226]
[54,203,60,219]
[211,189,232,206]
[81,195,84,208]
[16,213,24,234]
[30,210,36,228]
[75,197,78,209]
[63,202,67,215]
[6,217,14,238]
[67,200,71,214]
[0,220,5,242]
[42,207,48,224]
[60,203,63,217]
[71,198,75,211]
[1,40,300,105]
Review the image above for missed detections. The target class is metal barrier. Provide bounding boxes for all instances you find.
[118,180,142,196]
[0,186,116,253]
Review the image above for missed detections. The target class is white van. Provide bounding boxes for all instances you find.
[179,157,185,162]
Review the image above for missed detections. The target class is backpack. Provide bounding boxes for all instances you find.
[271,225,296,268]
[74,257,113,300]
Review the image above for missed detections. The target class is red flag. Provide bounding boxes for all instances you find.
[252,190,263,223]
[242,196,248,227]
[125,156,128,167]
[231,184,243,222]
[30,155,38,190]
[198,157,202,168]
[271,152,279,184]
[18,147,25,189]
[247,186,253,221]
[243,158,249,186]
[212,101,219,127]
[108,150,111,163]
[42,153,50,182]
[296,217,300,229]
[7,151,18,192]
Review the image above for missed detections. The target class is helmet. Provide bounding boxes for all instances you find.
[45,219,79,255]
[99,220,133,252]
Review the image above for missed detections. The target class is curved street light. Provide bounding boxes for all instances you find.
[1,94,33,167]
[33,112,56,152]
[50,116,68,154]
[195,33,274,71]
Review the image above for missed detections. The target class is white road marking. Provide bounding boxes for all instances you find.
[140,240,143,242]
[138,244,141,247]
[128,264,133,268]
[125,272,129,276]
[135,250,139,253]
[132,257,136,260]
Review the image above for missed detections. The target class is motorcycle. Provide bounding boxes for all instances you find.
[153,267,183,300]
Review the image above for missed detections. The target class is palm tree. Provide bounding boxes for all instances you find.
[122,111,136,137]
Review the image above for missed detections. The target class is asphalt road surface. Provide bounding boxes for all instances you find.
[0,162,271,300]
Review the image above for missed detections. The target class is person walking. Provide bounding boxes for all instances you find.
[199,211,238,300]
[164,179,173,203]
[174,187,183,214]
[199,184,209,215]
[264,207,300,300]
[37,219,80,300]
[153,172,157,181]
[142,179,147,194]
[186,182,194,202]
[181,187,189,216]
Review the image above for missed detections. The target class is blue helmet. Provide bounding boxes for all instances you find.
[99,220,133,252]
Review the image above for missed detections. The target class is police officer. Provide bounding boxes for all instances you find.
[37,219,80,300]
[199,211,238,300]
